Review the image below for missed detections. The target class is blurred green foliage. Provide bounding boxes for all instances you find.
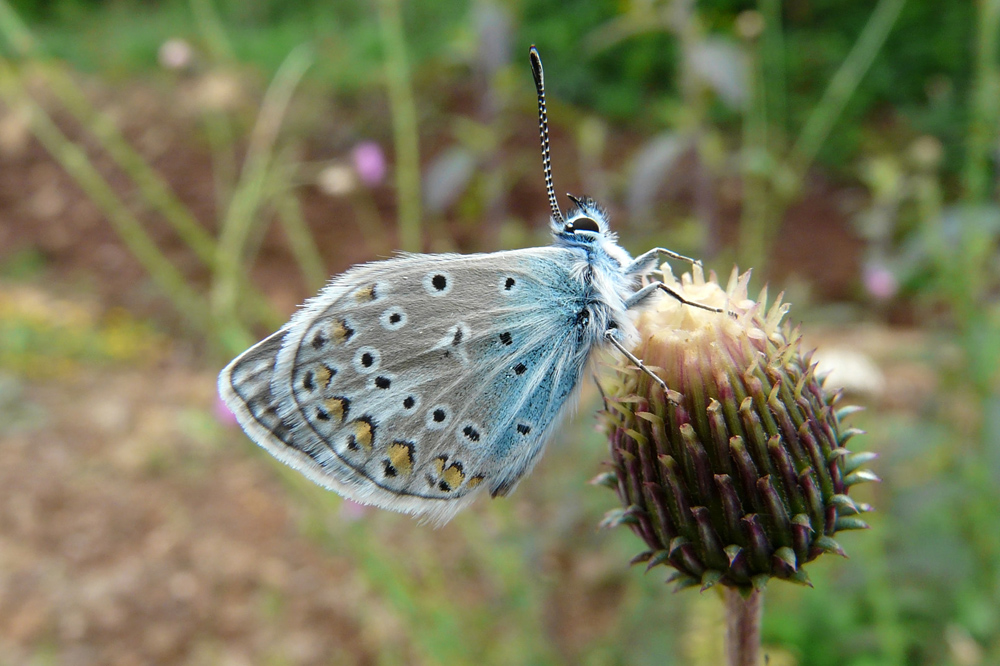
[6,0,975,171]
[1,0,999,664]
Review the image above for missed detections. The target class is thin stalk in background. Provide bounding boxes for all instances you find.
[0,0,284,334]
[788,0,906,173]
[189,0,235,63]
[202,110,238,229]
[758,0,786,151]
[963,0,1000,202]
[0,60,212,333]
[738,0,905,269]
[738,11,772,273]
[949,1,1000,616]
[211,44,313,352]
[0,0,32,55]
[44,64,282,333]
[377,0,422,253]
[274,187,328,293]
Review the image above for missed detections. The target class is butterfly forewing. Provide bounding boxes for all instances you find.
[221,248,594,522]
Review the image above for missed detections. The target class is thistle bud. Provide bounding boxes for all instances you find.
[599,267,876,592]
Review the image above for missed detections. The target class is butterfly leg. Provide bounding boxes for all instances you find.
[604,330,673,396]
[625,247,702,276]
[624,281,724,314]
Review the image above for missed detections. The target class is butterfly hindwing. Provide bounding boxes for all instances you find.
[221,249,594,523]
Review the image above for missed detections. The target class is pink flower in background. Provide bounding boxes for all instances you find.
[352,142,387,187]
[214,395,239,428]
[863,263,898,300]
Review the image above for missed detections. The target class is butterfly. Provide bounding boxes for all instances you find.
[218,46,719,524]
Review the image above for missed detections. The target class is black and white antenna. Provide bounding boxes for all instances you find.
[529,46,565,225]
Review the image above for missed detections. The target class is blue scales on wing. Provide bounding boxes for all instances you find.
[220,248,597,523]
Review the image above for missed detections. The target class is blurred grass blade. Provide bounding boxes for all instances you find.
[189,0,236,62]
[377,0,422,252]
[0,0,33,55]
[0,59,212,333]
[0,0,282,334]
[43,67,219,267]
[211,44,313,351]
[42,65,282,333]
[759,0,786,149]
[963,0,1000,202]
[790,0,905,172]
[274,187,327,293]
[202,110,238,222]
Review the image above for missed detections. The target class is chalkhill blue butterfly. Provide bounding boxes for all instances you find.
[218,46,720,524]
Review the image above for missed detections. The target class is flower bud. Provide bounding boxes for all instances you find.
[599,266,876,591]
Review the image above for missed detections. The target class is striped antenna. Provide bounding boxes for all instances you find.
[529,45,564,225]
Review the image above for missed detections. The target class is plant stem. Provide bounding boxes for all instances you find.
[211,44,312,347]
[189,0,235,63]
[738,27,771,270]
[377,0,422,253]
[724,587,762,666]
[963,0,1000,202]
[789,0,905,173]
[0,59,213,334]
[759,0,786,151]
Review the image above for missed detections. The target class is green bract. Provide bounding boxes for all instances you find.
[598,267,877,592]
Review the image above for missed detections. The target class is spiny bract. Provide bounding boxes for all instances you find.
[596,265,878,592]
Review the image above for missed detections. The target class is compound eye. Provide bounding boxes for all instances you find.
[566,217,600,233]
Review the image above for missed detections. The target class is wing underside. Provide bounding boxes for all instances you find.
[219,249,593,522]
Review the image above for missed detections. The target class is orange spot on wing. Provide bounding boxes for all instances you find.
[388,441,414,476]
[353,419,373,450]
[441,463,465,491]
[323,397,347,423]
[354,285,377,303]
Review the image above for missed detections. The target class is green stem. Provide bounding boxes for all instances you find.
[0,0,34,55]
[724,587,763,666]
[0,0,281,335]
[211,45,312,341]
[963,0,1000,202]
[189,0,235,62]
[275,188,327,292]
[351,189,393,257]
[377,0,422,253]
[790,0,905,173]
[50,68,219,265]
[203,110,238,226]
[0,61,212,333]
[738,31,771,270]
[759,0,786,150]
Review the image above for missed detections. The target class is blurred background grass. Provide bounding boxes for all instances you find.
[0,0,998,664]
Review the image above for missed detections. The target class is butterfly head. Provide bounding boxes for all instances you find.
[553,193,613,247]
